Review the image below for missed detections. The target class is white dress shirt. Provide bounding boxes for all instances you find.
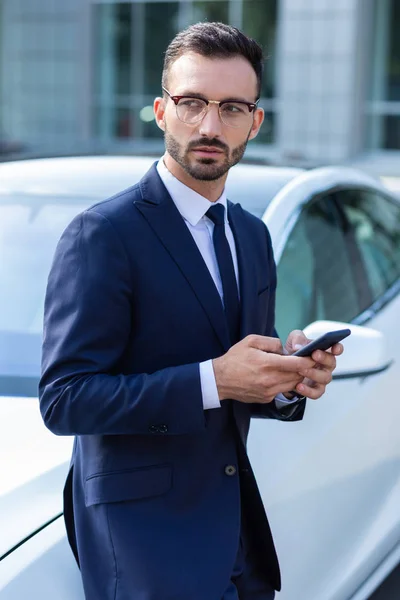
[156,159,299,411]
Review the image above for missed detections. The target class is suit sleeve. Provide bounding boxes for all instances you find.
[39,210,206,436]
[250,222,306,422]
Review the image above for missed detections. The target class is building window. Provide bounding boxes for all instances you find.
[94,2,180,142]
[367,0,400,151]
[243,0,277,144]
[92,0,277,146]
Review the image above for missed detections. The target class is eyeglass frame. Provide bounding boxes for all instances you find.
[162,87,260,127]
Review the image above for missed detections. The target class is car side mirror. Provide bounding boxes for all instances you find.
[302,320,392,380]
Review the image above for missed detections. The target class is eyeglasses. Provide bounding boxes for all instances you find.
[162,87,259,129]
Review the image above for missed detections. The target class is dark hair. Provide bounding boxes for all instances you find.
[162,22,264,99]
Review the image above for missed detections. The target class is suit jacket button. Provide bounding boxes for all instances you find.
[149,425,158,433]
[224,465,237,476]
[159,424,168,433]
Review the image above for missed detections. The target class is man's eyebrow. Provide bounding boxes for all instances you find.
[172,90,207,99]
[174,90,255,103]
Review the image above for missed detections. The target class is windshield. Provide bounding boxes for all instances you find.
[0,194,89,396]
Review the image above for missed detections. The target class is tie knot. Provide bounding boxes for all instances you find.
[206,203,225,226]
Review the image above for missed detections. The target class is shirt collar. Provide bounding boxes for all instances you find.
[156,157,228,226]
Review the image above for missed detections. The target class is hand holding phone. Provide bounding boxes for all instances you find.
[292,328,351,357]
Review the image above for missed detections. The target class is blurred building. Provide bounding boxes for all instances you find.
[0,0,399,173]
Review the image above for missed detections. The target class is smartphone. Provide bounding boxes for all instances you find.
[292,328,351,357]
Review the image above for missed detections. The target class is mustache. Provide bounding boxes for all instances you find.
[187,138,228,152]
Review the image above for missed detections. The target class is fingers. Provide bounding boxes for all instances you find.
[295,380,325,400]
[270,373,304,392]
[223,333,339,405]
[275,354,315,372]
[299,367,332,387]
[295,352,337,398]
[246,334,283,355]
[297,348,336,398]
[310,349,337,371]
[259,376,305,403]
[249,349,315,373]
[331,342,344,356]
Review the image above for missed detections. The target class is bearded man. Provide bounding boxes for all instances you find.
[39,21,342,600]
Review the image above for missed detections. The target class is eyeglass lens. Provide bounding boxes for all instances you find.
[176,98,252,128]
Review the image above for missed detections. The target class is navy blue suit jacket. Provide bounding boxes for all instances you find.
[39,164,305,600]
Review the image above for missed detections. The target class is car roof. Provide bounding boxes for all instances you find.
[0,156,303,215]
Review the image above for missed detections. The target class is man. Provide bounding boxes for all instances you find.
[39,22,343,600]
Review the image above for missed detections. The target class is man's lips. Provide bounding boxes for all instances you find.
[191,146,225,155]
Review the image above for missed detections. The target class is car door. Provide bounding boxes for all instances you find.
[248,185,400,600]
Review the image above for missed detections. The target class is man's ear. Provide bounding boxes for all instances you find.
[248,107,264,141]
[154,97,166,131]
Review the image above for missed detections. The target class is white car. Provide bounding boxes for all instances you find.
[0,156,399,600]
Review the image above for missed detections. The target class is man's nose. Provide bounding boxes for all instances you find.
[198,104,223,138]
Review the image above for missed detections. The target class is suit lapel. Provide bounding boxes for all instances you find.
[135,164,230,351]
[228,202,259,339]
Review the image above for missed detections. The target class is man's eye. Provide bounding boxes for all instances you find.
[180,99,204,109]
[221,103,246,114]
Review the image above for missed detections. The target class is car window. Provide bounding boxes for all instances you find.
[338,189,400,302]
[275,195,361,341]
[0,195,88,386]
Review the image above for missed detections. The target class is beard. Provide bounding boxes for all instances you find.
[164,127,251,181]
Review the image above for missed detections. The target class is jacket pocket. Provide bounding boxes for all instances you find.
[84,464,172,507]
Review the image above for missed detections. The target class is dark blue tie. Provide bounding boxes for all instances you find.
[206,204,240,345]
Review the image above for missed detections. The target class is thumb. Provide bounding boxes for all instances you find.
[285,330,311,354]
[284,343,303,355]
